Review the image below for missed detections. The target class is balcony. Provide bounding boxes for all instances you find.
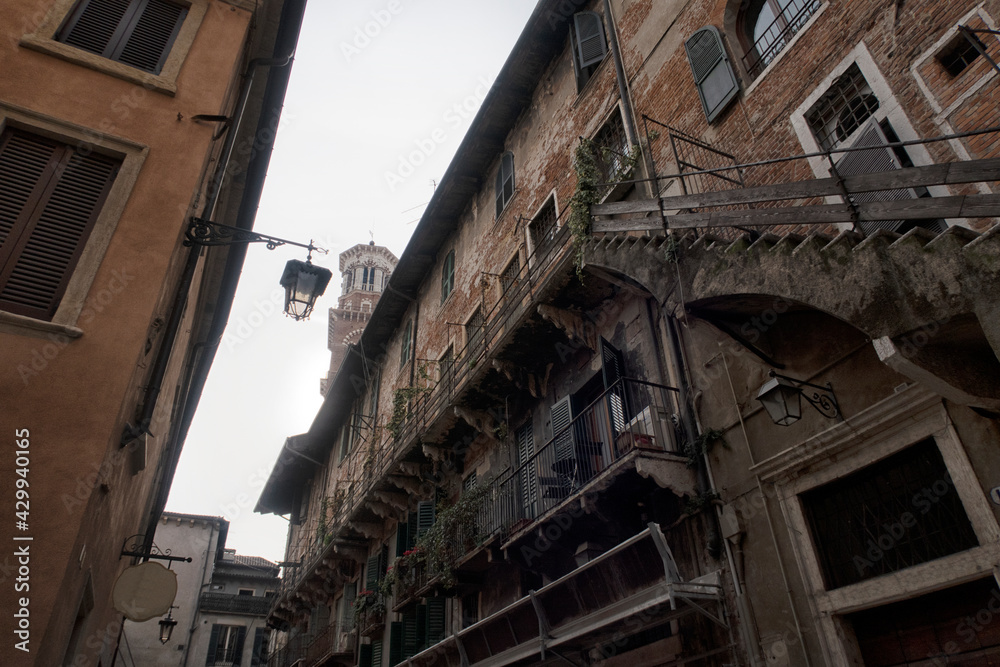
[399,523,729,667]
[478,377,689,546]
[198,592,273,616]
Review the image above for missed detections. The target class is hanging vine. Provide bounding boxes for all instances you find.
[569,137,602,280]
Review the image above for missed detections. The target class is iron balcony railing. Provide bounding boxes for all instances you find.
[198,592,274,616]
[476,377,681,545]
[743,0,821,79]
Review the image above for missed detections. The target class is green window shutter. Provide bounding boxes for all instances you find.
[516,420,537,519]
[396,521,408,558]
[426,597,446,645]
[365,554,380,591]
[416,500,436,539]
[685,26,739,123]
[232,626,247,666]
[388,621,404,666]
[402,607,419,659]
[441,250,455,302]
[0,128,119,320]
[415,604,428,651]
[406,510,418,550]
[58,0,187,74]
[371,639,383,667]
[551,395,574,463]
[573,11,607,68]
[205,624,220,665]
[359,642,373,667]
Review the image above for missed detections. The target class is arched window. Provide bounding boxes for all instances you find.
[739,0,820,79]
[495,152,515,218]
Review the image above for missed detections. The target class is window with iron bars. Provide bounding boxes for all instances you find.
[465,307,484,355]
[741,0,821,79]
[805,64,880,151]
[528,198,558,256]
[937,32,985,77]
[592,111,631,189]
[500,253,521,295]
[802,438,978,590]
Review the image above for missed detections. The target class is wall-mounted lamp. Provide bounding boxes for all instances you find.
[756,370,840,426]
[158,609,178,644]
[185,218,332,321]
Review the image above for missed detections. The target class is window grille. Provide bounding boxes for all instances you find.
[500,253,520,294]
[802,439,978,590]
[529,198,558,255]
[593,112,630,188]
[466,307,484,354]
[742,0,821,79]
[806,64,880,151]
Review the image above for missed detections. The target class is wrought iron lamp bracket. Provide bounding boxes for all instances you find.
[185,217,328,257]
[120,534,192,563]
[768,370,841,420]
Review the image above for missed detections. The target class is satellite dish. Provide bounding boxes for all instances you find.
[112,561,178,621]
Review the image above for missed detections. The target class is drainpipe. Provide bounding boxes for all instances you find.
[133,0,309,558]
[602,0,639,148]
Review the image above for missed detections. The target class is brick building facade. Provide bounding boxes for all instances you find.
[257,1,1000,666]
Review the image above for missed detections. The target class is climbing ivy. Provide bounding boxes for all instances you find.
[569,138,602,280]
[683,428,727,468]
[386,387,429,439]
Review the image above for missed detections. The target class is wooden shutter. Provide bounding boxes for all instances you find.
[371,639,383,667]
[516,421,537,519]
[416,500,435,539]
[425,596,446,645]
[205,625,220,665]
[359,642,373,667]
[834,118,918,235]
[685,27,739,123]
[402,607,419,658]
[415,604,428,651]
[232,626,247,666]
[250,628,267,667]
[406,509,418,550]
[365,554,380,591]
[574,12,607,68]
[388,621,404,666]
[441,250,454,301]
[601,338,627,432]
[0,128,119,321]
[58,0,187,75]
[551,395,574,462]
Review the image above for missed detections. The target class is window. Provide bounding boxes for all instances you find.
[56,0,188,75]
[400,319,412,369]
[528,197,558,257]
[740,0,821,79]
[571,11,608,91]
[237,588,254,596]
[494,152,515,218]
[806,64,879,151]
[937,32,984,77]
[465,306,484,355]
[0,127,120,321]
[807,64,945,235]
[685,27,739,122]
[591,111,632,192]
[500,253,520,295]
[361,265,376,291]
[441,250,455,302]
[515,420,537,519]
[438,345,454,387]
[343,269,353,293]
[802,439,978,590]
[206,625,246,666]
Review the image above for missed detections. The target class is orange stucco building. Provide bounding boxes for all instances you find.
[0,1,306,665]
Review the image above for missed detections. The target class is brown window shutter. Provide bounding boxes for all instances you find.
[58,0,187,75]
[0,128,120,320]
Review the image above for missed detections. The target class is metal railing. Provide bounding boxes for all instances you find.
[743,0,821,79]
[478,377,680,545]
[198,592,273,616]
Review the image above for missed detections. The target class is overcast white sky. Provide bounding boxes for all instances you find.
[166,1,539,564]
